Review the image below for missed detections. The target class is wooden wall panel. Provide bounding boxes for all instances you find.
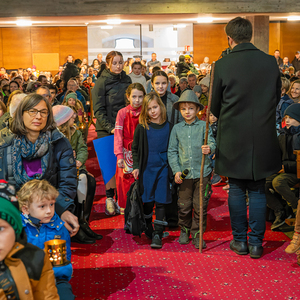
[59,27,88,65]
[280,22,300,63]
[193,24,228,66]
[2,28,32,69]
[31,27,60,53]
[269,23,281,55]
[0,29,3,68]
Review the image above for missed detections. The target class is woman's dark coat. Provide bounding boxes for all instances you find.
[92,69,131,134]
[211,43,282,181]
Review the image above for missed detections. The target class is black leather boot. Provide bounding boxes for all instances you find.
[71,227,96,244]
[150,222,165,249]
[84,173,96,222]
[144,217,154,239]
[78,202,103,240]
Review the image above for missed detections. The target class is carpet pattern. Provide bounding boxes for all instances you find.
[70,125,300,300]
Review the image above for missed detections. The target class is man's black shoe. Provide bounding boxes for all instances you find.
[249,245,263,259]
[230,240,248,255]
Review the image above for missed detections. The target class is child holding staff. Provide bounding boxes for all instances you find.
[168,90,216,249]
[132,92,172,249]
[114,83,146,211]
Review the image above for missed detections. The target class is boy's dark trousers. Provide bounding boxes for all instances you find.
[178,175,211,239]
[265,172,300,211]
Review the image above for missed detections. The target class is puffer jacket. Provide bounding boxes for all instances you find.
[70,126,88,171]
[21,213,73,281]
[1,242,59,299]
[0,112,10,131]
[92,68,131,133]
[0,128,77,216]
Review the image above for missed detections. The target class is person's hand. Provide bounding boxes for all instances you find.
[111,129,115,134]
[175,172,183,184]
[73,150,76,158]
[117,159,125,169]
[132,169,139,180]
[76,160,83,168]
[61,211,79,237]
[278,165,285,173]
[201,145,211,155]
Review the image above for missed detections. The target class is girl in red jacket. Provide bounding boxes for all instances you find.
[114,83,146,213]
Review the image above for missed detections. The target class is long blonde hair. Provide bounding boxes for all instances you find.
[139,92,167,130]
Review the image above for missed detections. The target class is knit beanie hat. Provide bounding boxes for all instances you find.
[193,85,202,93]
[199,76,210,88]
[65,92,78,103]
[52,105,74,126]
[173,89,204,111]
[284,103,300,123]
[0,180,23,240]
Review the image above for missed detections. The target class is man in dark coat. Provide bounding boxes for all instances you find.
[211,17,282,259]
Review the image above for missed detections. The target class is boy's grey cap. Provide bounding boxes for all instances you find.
[173,89,205,111]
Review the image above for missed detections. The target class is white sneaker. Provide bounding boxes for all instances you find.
[105,198,116,216]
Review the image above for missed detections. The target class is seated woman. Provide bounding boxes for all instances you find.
[0,93,91,242]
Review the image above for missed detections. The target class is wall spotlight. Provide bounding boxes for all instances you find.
[107,19,121,25]
[16,20,32,26]
[197,17,214,23]
[287,16,300,21]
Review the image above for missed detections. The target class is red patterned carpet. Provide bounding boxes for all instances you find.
[70,125,300,300]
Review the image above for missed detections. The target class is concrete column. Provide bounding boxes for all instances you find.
[246,15,269,53]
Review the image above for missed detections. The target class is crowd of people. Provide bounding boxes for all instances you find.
[1,16,300,299]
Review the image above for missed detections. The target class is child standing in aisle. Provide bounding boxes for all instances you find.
[114,83,146,212]
[168,90,216,249]
[132,92,172,249]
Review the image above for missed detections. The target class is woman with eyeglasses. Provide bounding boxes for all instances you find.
[0,93,83,242]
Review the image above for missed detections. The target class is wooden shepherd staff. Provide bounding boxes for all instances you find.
[199,62,216,252]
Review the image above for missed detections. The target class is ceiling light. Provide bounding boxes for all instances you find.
[16,20,32,26]
[197,17,214,23]
[101,25,113,29]
[287,16,300,21]
[173,24,186,28]
[107,19,121,25]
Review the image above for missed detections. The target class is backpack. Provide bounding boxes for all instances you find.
[124,180,146,237]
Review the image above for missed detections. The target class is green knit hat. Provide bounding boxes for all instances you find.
[0,197,23,239]
[0,180,23,240]
[65,92,78,102]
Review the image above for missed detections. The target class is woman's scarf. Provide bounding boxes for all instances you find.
[12,131,51,188]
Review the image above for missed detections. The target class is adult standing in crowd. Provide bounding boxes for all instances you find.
[211,17,281,259]
[0,93,84,240]
[92,51,131,215]
[292,51,300,73]
[147,53,161,74]
[274,50,283,67]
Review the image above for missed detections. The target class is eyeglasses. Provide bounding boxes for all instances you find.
[26,109,49,118]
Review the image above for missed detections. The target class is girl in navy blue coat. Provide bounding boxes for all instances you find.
[132,92,172,249]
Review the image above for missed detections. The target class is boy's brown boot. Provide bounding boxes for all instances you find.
[285,232,300,254]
